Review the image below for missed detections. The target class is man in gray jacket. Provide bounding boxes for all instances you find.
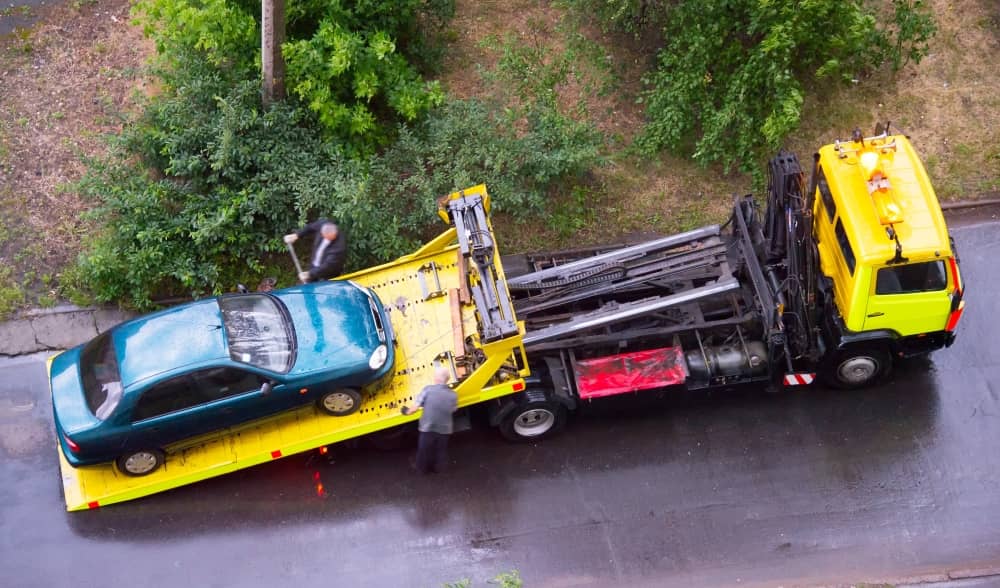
[402,366,458,474]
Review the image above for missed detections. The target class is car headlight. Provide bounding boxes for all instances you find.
[369,345,388,370]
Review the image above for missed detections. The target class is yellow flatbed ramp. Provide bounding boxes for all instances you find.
[56,185,527,510]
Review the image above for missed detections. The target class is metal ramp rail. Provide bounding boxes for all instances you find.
[55,185,528,511]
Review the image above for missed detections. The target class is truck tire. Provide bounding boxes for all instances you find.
[498,400,567,442]
[821,346,892,390]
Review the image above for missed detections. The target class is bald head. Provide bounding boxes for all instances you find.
[432,366,451,385]
[321,222,339,240]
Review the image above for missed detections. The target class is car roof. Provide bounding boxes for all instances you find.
[115,299,228,388]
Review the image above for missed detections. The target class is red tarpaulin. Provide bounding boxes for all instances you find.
[573,346,687,399]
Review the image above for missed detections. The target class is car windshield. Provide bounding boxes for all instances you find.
[219,294,295,372]
[80,332,123,420]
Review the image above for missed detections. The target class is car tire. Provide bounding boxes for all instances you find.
[318,388,362,416]
[498,400,567,442]
[821,345,892,390]
[116,449,165,477]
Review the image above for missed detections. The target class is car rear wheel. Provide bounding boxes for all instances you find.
[318,388,362,416]
[116,449,164,476]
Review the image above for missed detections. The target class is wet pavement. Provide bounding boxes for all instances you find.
[2,220,999,588]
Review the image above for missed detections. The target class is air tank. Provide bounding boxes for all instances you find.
[685,341,768,380]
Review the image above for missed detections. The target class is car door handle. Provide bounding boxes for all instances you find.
[867,311,885,317]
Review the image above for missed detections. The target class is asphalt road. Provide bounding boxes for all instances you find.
[2,219,999,588]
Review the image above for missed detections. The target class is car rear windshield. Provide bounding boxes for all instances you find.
[80,332,123,420]
[875,260,948,295]
[219,294,295,372]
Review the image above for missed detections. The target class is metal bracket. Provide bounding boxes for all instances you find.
[417,262,446,301]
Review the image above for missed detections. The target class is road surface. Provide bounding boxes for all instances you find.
[1,219,998,587]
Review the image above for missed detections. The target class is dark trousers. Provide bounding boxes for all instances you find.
[415,431,449,474]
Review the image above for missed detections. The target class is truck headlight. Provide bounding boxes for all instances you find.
[369,345,388,370]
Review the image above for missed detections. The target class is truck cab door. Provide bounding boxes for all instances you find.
[864,260,951,335]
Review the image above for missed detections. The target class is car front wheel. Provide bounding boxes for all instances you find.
[116,449,164,476]
[318,388,362,416]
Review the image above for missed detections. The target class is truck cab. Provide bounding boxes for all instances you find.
[811,131,965,358]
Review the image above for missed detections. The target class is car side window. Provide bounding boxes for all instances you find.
[132,376,200,422]
[817,166,836,222]
[132,369,261,422]
[191,367,261,403]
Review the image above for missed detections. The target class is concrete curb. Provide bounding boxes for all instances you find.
[0,305,135,357]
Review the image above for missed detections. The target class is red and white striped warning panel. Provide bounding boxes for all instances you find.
[783,373,816,386]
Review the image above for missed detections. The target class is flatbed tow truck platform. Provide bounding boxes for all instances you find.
[55,185,529,511]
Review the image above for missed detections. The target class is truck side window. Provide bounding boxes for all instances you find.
[817,166,836,222]
[834,219,855,275]
[875,261,947,295]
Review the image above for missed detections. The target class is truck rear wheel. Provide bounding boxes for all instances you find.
[499,400,567,442]
[822,346,892,390]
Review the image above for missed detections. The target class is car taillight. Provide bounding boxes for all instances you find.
[64,434,80,453]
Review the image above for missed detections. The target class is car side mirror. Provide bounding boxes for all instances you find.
[261,381,273,395]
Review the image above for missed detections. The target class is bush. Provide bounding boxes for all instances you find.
[368,99,603,240]
[636,0,935,172]
[134,0,453,152]
[77,70,358,308]
[75,57,601,309]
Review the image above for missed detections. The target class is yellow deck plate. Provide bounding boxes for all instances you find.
[56,224,526,511]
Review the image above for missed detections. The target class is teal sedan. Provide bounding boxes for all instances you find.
[51,281,394,476]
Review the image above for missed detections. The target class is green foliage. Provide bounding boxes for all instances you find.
[558,0,672,36]
[636,0,936,172]
[133,0,258,71]
[369,98,603,235]
[74,46,600,309]
[76,55,366,308]
[883,0,937,71]
[133,0,452,152]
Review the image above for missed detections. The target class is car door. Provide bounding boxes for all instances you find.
[126,367,268,450]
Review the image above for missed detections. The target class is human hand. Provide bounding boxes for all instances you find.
[283,233,298,244]
[298,271,310,283]
[400,406,411,416]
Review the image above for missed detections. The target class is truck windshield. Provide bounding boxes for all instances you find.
[219,294,295,372]
[80,332,123,420]
[875,260,947,295]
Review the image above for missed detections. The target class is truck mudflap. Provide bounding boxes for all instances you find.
[572,346,687,399]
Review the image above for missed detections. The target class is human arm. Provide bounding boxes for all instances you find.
[401,388,428,415]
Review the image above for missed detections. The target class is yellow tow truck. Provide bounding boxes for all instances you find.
[53,126,964,510]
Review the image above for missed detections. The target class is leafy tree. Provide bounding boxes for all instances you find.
[635,0,935,172]
[133,0,452,151]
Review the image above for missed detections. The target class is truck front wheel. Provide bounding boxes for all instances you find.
[499,400,567,442]
[822,346,892,390]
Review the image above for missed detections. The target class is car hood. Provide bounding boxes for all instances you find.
[277,282,384,375]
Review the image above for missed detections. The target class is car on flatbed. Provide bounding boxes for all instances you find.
[51,280,394,476]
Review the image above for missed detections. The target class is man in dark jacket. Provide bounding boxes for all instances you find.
[284,218,347,283]
[401,367,458,474]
